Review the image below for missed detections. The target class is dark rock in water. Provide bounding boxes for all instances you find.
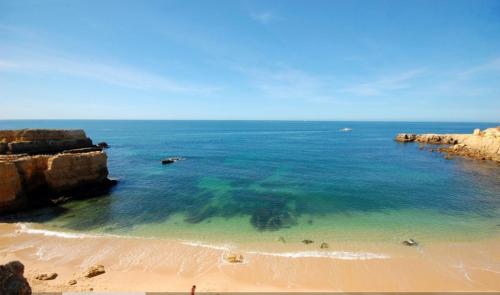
[0,261,31,295]
[302,239,314,244]
[161,157,183,164]
[402,238,418,246]
[35,273,57,280]
[320,242,329,249]
[97,142,109,148]
[276,236,286,243]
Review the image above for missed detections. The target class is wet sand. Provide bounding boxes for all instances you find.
[1,222,499,292]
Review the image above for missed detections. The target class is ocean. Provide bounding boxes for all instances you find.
[1,120,499,248]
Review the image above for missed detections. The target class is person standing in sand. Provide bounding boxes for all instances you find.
[191,285,196,295]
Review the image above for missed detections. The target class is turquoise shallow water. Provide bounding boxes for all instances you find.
[1,121,499,245]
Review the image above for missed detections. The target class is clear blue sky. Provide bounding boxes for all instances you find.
[1,0,499,121]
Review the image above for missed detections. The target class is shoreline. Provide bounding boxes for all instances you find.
[1,222,500,292]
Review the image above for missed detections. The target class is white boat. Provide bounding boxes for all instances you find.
[340,128,352,132]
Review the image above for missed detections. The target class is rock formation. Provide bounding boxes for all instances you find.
[0,129,93,155]
[0,129,116,214]
[0,261,31,295]
[395,127,500,162]
[35,273,57,280]
[84,265,106,278]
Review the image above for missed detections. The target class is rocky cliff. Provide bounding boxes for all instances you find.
[0,129,115,214]
[395,127,500,163]
[0,261,31,295]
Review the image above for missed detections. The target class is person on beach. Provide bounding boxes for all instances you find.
[191,285,196,295]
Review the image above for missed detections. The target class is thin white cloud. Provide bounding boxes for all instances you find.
[0,46,219,94]
[237,65,339,103]
[429,57,500,97]
[340,69,425,96]
[456,58,500,78]
[251,12,276,24]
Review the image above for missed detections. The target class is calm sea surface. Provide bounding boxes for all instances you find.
[1,121,499,246]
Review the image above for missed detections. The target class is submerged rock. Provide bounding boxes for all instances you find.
[302,239,314,244]
[320,242,329,249]
[402,238,418,246]
[0,261,31,295]
[250,199,296,231]
[276,236,286,243]
[35,273,57,280]
[84,265,105,278]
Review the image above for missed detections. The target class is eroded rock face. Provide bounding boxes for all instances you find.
[0,129,93,155]
[45,152,109,191]
[395,127,500,162]
[0,261,31,295]
[0,162,22,205]
[0,129,115,214]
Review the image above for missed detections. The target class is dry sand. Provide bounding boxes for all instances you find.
[1,222,499,292]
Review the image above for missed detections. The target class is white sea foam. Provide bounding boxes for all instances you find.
[14,224,389,260]
[16,223,115,239]
[248,250,390,260]
[180,239,389,260]
[180,240,232,251]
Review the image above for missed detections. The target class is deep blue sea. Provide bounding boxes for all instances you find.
[1,121,499,245]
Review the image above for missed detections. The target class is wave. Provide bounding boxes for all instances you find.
[181,240,233,251]
[15,224,389,260]
[16,223,121,239]
[17,223,100,238]
[248,250,389,260]
[181,240,389,260]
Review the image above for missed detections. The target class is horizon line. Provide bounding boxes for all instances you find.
[0,119,498,124]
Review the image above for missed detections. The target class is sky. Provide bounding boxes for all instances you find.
[0,0,499,121]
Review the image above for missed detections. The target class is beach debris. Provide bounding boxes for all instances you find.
[276,236,286,243]
[302,239,314,244]
[224,254,244,263]
[0,261,31,295]
[97,142,109,148]
[402,238,419,246]
[84,265,105,278]
[320,242,329,249]
[68,279,77,285]
[35,273,58,280]
[161,157,184,164]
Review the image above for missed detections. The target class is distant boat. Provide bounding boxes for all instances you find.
[340,128,352,132]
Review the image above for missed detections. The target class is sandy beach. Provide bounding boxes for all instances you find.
[1,222,499,292]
